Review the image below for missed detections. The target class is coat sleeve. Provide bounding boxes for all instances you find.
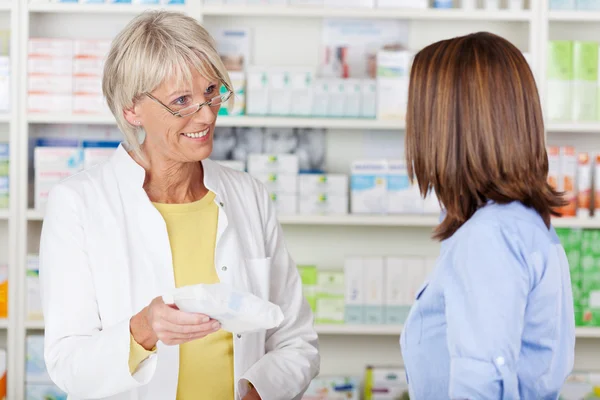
[39,183,158,398]
[237,183,320,400]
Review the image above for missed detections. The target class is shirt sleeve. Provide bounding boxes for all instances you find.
[128,334,156,375]
[444,221,531,400]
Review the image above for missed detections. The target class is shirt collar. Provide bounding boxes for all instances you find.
[110,143,222,199]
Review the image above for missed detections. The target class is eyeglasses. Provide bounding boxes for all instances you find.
[144,86,233,118]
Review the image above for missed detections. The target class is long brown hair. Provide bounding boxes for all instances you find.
[405,32,565,241]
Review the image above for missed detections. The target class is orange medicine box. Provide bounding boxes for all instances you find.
[560,146,577,217]
[0,265,6,319]
[578,152,592,218]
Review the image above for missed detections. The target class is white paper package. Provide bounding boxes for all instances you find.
[162,283,284,334]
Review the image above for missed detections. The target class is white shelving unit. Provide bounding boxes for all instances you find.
[8,0,600,398]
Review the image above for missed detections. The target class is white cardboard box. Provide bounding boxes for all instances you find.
[344,257,365,324]
[28,94,73,113]
[268,69,293,116]
[387,160,423,214]
[28,76,73,94]
[28,38,73,58]
[299,194,348,215]
[269,193,298,215]
[377,51,411,121]
[252,173,298,194]
[299,174,348,195]
[247,67,269,116]
[364,257,385,324]
[351,160,387,214]
[247,154,299,175]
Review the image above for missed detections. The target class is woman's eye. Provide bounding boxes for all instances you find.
[174,96,190,106]
[205,85,216,96]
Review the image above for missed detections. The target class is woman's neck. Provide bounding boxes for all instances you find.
[134,151,208,204]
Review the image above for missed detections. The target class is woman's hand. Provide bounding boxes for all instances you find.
[130,296,220,350]
[242,387,261,400]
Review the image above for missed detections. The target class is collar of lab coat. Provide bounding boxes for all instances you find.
[111,143,223,202]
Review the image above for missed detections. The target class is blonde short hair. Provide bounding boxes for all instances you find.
[103,11,232,155]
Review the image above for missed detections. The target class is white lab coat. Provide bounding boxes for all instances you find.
[39,144,320,400]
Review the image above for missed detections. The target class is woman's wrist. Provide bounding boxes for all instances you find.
[130,307,158,350]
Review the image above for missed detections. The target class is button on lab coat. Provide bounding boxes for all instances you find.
[39,145,320,400]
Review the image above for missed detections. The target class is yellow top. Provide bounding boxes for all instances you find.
[129,192,234,399]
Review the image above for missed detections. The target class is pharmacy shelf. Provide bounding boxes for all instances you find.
[316,324,402,335]
[17,320,600,338]
[0,319,7,329]
[24,320,44,330]
[548,11,600,22]
[201,5,533,22]
[547,122,600,133]
[552,217,600,229]
[25,210,600,229]
[278,214,439,227]
[27,113,406,130]
[27,3,186,14]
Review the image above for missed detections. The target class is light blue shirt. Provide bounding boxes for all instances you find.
[400,202,575,399]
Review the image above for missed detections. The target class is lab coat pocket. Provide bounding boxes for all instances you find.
[245,257,272,301]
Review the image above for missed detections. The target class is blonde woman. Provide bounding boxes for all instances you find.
[39,11,319,400]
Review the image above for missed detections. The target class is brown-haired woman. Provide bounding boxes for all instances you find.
[400,32,575,399]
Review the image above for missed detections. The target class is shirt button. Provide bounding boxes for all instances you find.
[237,334,242,339]
[495,356,505,367]
[222,266,227,271]
[219,202,224,207]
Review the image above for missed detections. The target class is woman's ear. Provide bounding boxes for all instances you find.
[123,106,142,127]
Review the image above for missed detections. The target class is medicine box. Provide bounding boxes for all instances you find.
[297,265,318,313]
[26,255,42,321]
[384,257,408,324]
[377,0,427,7]
[290,69,314,117]
[364,257,385,324]
[549,0,576,8]
[572,41,598,121]
[351,160,387,214]
[316,270,345,324]
[74,94,108,114]
[0,177,7,209]
[26,335,51,383]
[304,376,360,400]
[26,384,67,400]
[547,41,574,121]
[28,76,73,95]
[344,258,365,324]
[344,79,362,118]
[377,51,411,121]
[0,265,6,319]
[74,39,111,59]
[299,194,348,215]
[28,94,73,114]
[34,146,83,209]
[299,174,348,195]
[268,69,293,116]
[28,57,73,76]
[328,79,346,118]
[0,349,5,400]
[252,173,298,194]
[247,154,299,175]
[74,77,103,95]
[360,79,377,119]
[560,146,577,217]
[83,141,120,170]
[577,0,600,9]
[74,58,105,77]
[246,67,269,116]
[269,193,298,215]
[365,367,409,400]
[311,79,330,118]
[387,160,422,214]
[0,143,9,176]
[219,71,246,116]
[28,38,73,58]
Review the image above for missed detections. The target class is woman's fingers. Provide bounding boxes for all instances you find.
[162,305,211,326]
[157,321,222,345]
[154,318,220,336]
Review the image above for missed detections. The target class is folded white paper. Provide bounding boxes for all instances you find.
[162,283,284,334]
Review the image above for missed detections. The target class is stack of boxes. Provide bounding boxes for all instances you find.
[26,336,67,400]
[28,38,111,115]
[299,174,348,215]
[557,228,600,327]
[34,139,119,210]
[547,40,600,122]
[351,160,441,215]
[26,254,42,322]
[247,66,377,119]
[297,256,434,326]
[248,154,299,215]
